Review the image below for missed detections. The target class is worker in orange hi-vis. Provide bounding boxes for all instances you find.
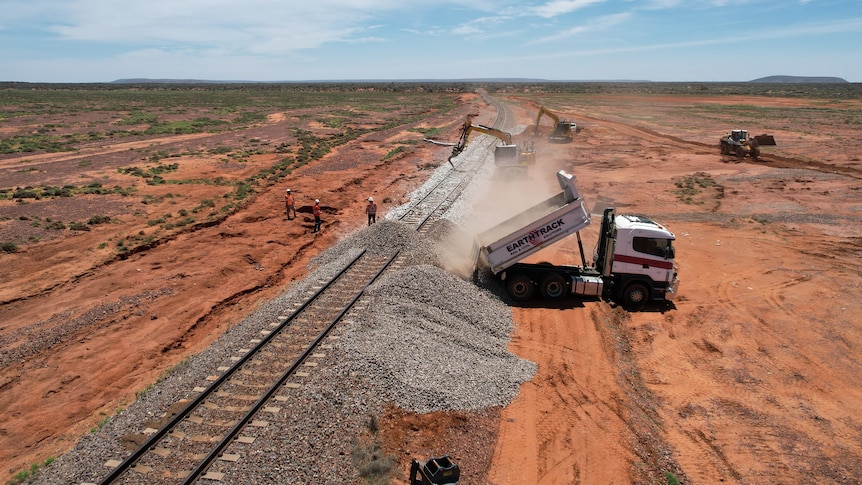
[284,189,296,220]
[312,199,321,233]
[366,197,377,226]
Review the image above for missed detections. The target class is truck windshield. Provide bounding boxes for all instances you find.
[633,237,675,259]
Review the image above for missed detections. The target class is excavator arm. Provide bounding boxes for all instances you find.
[534,106,560,136]
[448,120,513,164]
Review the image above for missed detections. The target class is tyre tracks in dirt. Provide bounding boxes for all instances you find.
[571,112,862,180]
[493,95,862,483]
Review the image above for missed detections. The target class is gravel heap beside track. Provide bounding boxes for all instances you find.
[343,262,536,413]
[314,219,534,414]
[27,207,535,483]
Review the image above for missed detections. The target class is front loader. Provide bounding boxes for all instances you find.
[720,129,775,160]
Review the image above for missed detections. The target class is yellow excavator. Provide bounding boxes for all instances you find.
[448,120,535,169]
[534,106,577,143]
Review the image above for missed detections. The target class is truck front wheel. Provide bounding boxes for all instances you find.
[621,282,649,310]
[540,273,566,300]
[507,274,535,301]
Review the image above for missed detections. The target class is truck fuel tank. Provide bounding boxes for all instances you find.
[571,275,603,297]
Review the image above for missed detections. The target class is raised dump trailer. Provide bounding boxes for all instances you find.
[472,170,679,309]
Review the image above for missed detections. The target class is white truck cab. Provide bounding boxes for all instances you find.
[609,214,679,304]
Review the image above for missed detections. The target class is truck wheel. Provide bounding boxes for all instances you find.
[735,145,746,158]
[540,273,566,300]
[622,282,649,310]
[720,141,729,155]
[507,274,535,301]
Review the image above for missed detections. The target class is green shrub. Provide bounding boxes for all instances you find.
[1,241,18,253]
[69,222,90,231]
[12,188,39,199]
[87,215,112,225]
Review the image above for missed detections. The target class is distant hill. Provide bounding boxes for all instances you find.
[106,76,850,85]
[750,75,848,84]
[110,78,553,84]
[111,78,250,84]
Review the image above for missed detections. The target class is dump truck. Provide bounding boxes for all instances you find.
[448,120,535,170]
[534,106,577,143]
[471,170,679,309]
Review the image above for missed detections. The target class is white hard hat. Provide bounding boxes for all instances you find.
[286,188,290,192]
[315,199,320,203]
[368,197,373,202]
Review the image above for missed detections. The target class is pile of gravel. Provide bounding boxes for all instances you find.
[315,216,535,413]
[341,263,535,413]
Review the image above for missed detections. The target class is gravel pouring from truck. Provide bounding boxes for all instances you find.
[472,170,679,309]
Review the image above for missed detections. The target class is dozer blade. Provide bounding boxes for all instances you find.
[753,134,776,146]
[494,145,520,167]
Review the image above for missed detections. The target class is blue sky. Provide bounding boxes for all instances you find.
[1,0,860,83]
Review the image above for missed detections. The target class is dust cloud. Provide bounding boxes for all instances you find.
[439,163,561,279]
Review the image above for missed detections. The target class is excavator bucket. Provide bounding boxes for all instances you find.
[753,134,776,146]
[494,144,520,167]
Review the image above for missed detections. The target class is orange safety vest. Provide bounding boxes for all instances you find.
[285,194,294,206]
[313,204,321,216]
[366,202,377,214]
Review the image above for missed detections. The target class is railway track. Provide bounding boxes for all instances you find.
[99,250,398,484]
[97,91,507,484]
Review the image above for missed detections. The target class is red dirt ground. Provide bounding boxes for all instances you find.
[3,91,862,484]
[0,93,485,481]
[477,94,862,484]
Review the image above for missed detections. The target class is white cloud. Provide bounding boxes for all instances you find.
[452,24,485,35]
[2,1,860,82]
[527,12,631,44]
[527,0,608,19]
[15,0,454,56]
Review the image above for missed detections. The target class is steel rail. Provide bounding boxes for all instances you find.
[182,250,400,484]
